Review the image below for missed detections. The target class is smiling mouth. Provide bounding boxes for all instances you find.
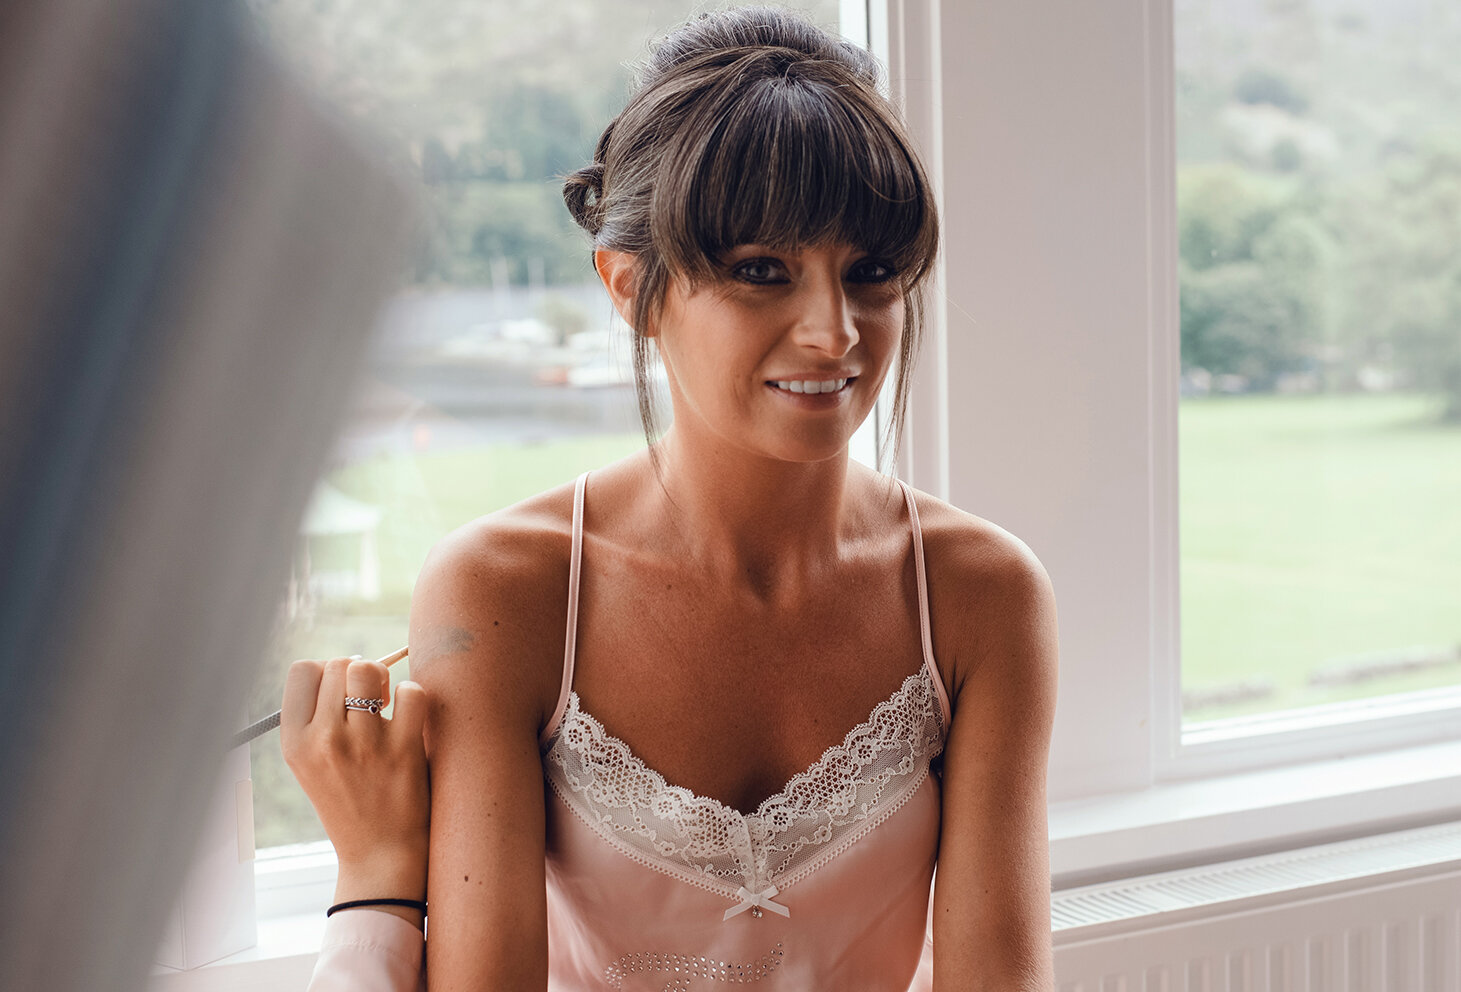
[767,377,855,395]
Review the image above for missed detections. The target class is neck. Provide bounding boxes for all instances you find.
[649,427,860,593]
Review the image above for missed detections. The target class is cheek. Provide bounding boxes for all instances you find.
[654,311,760,402]
[860,297,905,357]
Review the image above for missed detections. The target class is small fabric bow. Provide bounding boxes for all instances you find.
[722,884,791,921]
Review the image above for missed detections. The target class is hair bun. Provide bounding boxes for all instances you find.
[562,162,606,237]
[642,6,879,90]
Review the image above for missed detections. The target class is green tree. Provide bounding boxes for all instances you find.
[1233,66,1310,115]
[1178,164,1320,385]
[1180,260,1312,385]
[427,182,592,286]
[1324,135,1461,415]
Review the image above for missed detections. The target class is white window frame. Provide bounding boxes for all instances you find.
[885,0,1461,886]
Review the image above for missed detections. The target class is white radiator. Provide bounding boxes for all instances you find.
[1051,821,1461,991]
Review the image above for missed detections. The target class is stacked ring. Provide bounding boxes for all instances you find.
[344,696,386,714]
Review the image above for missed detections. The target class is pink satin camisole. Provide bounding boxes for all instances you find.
[537,471,951,991]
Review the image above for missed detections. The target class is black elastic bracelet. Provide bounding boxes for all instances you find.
[326,898,428,918]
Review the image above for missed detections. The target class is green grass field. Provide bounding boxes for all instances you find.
[309,433,653,613]
[1180,391,1461,720]
[248,393,1461,844]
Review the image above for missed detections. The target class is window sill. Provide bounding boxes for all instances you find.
[149,911,325,992]
[1049,735,1461,889]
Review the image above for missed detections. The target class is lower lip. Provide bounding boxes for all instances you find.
[765,380,855,409]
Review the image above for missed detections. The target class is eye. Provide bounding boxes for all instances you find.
[847,258,898,284]
[731,258,788,284]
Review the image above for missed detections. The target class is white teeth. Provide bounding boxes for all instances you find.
[773,378,849,395]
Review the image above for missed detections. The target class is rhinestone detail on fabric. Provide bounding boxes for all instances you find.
[604,942,785,990]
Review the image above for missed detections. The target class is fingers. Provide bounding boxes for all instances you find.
[316,656,352,726]
[281,658,324,732]
[281,657,416,774]
[390,681,428,744]
[345,658,390,716]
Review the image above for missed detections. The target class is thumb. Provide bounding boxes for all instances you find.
[390,680,429,746]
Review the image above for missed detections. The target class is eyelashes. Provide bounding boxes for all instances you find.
[728,256,899,286]
[849,259,897,283]
[732,258,785,283]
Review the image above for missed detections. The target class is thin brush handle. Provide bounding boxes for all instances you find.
[231,645,409,750]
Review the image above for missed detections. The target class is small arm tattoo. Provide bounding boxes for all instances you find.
[419,626,476,662]
[439,626,476,655]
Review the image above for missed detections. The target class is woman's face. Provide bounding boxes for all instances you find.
[650,241,904,465]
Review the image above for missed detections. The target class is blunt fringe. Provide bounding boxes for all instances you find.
[561,5,940,470]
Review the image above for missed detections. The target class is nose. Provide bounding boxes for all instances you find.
[791,270,859,357]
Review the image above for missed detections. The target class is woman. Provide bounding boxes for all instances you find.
[282,6,1059,990]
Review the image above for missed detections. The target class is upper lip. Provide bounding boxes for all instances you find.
[766,372,858,381]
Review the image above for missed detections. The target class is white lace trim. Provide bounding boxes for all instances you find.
[543,667,946,902]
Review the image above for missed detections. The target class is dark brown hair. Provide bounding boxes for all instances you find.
[562,5,940,468]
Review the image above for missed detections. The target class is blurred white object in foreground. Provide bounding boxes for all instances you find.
[0,2,417,990]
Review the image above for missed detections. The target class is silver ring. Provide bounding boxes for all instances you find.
[344,696,385,715]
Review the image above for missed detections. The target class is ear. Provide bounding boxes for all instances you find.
[594,249,654,337]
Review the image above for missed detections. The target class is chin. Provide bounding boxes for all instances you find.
[758,433,855,465]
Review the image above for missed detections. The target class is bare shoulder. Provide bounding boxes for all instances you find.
[902,487,1059,704]
[407,478,579,740]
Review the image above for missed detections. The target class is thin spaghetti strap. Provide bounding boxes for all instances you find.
[540,470,588,747]
[896,479,953,730]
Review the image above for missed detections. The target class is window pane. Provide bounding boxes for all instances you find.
[241,0,843,849]
[1175,0,1461,727]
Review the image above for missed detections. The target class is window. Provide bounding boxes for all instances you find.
[900,0,1460,829]
[1174,0,1461,734]
[230,0,1461,903]
[241,0,848,851]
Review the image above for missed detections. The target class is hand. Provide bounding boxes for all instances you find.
[281,656,430,928]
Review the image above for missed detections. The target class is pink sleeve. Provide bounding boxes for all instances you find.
[308,909,426,992]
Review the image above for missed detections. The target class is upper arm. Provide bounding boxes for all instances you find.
[929,524,1059,992]
[407,513,568,992]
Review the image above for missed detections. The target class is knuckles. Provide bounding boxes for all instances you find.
[278,659,427,784]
